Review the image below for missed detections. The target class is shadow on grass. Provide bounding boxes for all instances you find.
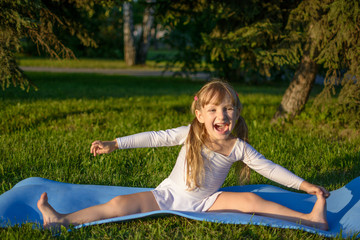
[1,72,203,101]
[0,72,289,101]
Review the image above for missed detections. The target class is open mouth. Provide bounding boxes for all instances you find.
[214,123,229,134]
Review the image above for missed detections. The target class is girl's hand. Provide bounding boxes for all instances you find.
[299,181,330,198]
[90,140,118,157]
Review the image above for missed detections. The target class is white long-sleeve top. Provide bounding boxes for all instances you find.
[116,125,304,212]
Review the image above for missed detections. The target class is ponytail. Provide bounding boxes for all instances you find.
[232,115,251,185]
[185,119,207,190]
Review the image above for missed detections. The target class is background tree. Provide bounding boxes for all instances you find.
[123,0,156,66]
[0,0,97,90]
[123,1,136,66]
[270,0,360,122]
[158,0,300,80]
[159,0,359,127]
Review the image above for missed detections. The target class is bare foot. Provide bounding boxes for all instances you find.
[304,193,329,231]
[37,192,67,229]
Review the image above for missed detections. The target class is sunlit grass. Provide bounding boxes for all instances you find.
[17,49,211,71]
[17,57,167,70]
[16,49,179,70]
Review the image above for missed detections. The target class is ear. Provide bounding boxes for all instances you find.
[195,109,205,123]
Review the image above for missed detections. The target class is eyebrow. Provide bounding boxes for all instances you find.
[205,103,234,108]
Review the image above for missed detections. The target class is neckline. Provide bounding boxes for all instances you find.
[204,138,239,157]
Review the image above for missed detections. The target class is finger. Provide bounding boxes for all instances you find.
[97,142,104,148]
[93,146,101,156]
[91,145,99,156]
[315,186,330,198]
[91,141,104,156]
[321,187,330,198]
[96,149,106,155]
[309,188,322,196]
[91,141,100,154]
[90,145,95,154]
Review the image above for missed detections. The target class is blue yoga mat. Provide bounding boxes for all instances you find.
[0,177,359,238]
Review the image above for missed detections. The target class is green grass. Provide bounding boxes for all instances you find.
[16,48,206,72]
[17,49,178,70]
[1,72,359,239]
[17,57,167,70]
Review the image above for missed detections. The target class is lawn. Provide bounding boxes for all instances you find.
[16,49,178,71]
[0,72,359,239]
[17,57,165,70]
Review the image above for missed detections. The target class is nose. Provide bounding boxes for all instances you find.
[218,109,228,120]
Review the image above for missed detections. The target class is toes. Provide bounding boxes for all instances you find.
[38,192,48,209]
[43,192,48,200]
[41,192,48,201]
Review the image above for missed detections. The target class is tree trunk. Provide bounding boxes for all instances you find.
[153,24,159,50]
[272,53,318,122]
[272,21,319,123]
[123,2,136,66]
[137,0,155,65]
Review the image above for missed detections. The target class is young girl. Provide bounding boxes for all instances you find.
[38,80,329,230]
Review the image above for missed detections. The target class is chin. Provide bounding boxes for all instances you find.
[213,133,231,139]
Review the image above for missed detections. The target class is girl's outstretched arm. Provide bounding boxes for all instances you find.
[90,126,189,157]
[90,140,118,156]
[299,181,330,198]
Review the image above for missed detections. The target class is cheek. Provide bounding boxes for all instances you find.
[232,111,239,121]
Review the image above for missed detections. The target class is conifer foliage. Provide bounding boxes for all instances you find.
[161,0,359,124]
[271,0,360,123]
[0,0,96,90]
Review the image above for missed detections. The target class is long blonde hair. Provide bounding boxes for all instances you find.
[185,80,250,190]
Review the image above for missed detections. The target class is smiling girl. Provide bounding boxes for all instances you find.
[37,80,329,230]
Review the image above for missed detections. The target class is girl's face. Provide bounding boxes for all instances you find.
[195,94,240,142]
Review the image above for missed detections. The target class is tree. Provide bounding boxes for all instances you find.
[123,0,155,66]
[156,0,231,75]
[160,0,360,125]
[123,1,136,66]
[271,22,318,121]
[200,0,360,121]
[137,0,155,64]
[271,0,360,121]
[158,0,300,80]
[0,0,97,90]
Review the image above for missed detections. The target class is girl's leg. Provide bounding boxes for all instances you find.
[207,192,328,230]
[37,191,160,228]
